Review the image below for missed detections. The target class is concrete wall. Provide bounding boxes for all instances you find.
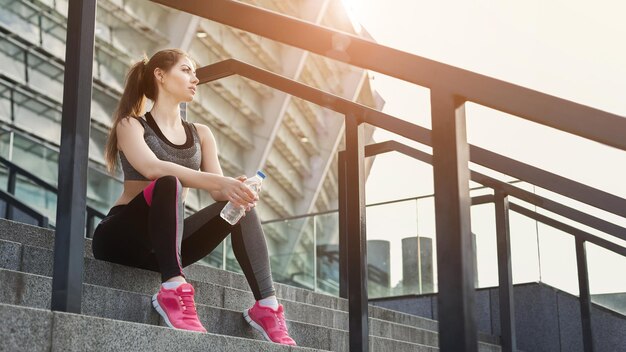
[369,282,626,352]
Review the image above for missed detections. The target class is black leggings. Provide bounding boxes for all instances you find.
[92,175,276,300]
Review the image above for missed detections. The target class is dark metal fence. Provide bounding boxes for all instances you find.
[0,155,105,233]
[344,140,625,352]
[50,1,626,351]
[189,57,624,352]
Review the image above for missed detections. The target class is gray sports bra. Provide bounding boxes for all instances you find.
[119,111,202,181]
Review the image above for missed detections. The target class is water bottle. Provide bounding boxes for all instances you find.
[220,171,266,225]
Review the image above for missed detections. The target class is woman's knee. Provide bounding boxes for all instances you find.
[144,175,182,206]
[241,207,260,222]
[155,175,182,189]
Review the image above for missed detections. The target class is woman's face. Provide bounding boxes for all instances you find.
[157,56,199,103]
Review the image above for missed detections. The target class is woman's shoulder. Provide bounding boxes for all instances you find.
[189,122,215,143]
[118,115,147,129]
[191,122,216,147]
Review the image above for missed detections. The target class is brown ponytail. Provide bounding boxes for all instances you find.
[104,48,191,175]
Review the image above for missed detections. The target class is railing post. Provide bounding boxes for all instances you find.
[494,190,517,352]
[338,151,349,299]
[6,168,16,220]
[430,90,477,352]
[575,238,595,352]
[344,113,368,351]
[86,210,95,239]
[51,0,97,313]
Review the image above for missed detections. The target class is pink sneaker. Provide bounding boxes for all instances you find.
[151,282,207,333]
[243,301,297,345]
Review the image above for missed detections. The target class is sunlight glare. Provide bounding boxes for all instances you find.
[340,0,365,33]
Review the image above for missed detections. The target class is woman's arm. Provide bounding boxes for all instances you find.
[192,122,259,210]
[192,122,226,200]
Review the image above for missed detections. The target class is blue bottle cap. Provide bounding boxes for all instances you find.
[256,170,266,179]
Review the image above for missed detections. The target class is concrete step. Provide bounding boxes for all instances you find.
[0,302,325,352]
[0,268,504,351]
[3,239,457,345]
[0,219,504,351]
[0,247,502,351]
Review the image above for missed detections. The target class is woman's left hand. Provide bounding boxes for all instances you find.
[235,175,259,214]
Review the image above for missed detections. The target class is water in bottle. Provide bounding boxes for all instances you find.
[220,171,266,225]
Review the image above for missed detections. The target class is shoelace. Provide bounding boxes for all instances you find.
[274,310,289,333]
[179,292,198,315]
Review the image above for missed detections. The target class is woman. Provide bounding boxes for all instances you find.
[92,48,296,346]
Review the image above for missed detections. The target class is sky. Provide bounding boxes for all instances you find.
[338,0,626,297]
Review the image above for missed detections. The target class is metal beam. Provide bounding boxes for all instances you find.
[430,90,477,352]
[344,113,368,352]
[51,0,96,313]
[575,238,596,352]
[363,140,626,244]
[150,0,626,151]
[510,203,626,257]
[338,151,348,299]
[196,58,626,219]
[494,190,517,352]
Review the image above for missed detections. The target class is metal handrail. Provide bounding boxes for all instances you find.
[342,140,616,352]
[364,140,626,243]
[0,189,48,227]
[190,57,626,239]
[0,156,106,234]
[261,182,519,225]
[151,0,626,151]
[195,58,626,219]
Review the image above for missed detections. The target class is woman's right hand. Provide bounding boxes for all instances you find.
[219,176,258,209]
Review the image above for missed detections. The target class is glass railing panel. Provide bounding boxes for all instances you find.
[39,10,66,58]
[586,243,626,315]
[0,164,8,191]
[0,129,10,158]
[536,223,579,295]
[414,196,437,295]
[505,206,542,285]
[262,216,315,290]
[14,173,56,225]
[0,37,26,84]
[13,98,62,145]
[0,88,11,124]
[366,198,417,298]
[470,202,497,289]
[86,167,122,215]
[27,55,64,98]
[11,132,59,185]
[315,212,339,296]
[0,3,39,45]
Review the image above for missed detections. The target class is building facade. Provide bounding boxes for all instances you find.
[0,0,382,292]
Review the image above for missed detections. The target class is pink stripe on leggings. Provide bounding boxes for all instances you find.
[143,179,184,276]
[143,180,157,206]
[174,180,183,273]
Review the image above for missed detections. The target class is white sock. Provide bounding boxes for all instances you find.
[258,295,279,310]
[162,281,185,290]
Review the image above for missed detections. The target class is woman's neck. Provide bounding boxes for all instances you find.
[150,100,182,128]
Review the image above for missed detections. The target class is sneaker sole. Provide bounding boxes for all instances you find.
[152,294,177,329]
[151,294,205,333]
[243,309,274,342]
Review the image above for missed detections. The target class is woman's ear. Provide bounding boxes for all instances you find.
[153,67,164,83]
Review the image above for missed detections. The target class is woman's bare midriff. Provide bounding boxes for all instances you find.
[112,180,189,207]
